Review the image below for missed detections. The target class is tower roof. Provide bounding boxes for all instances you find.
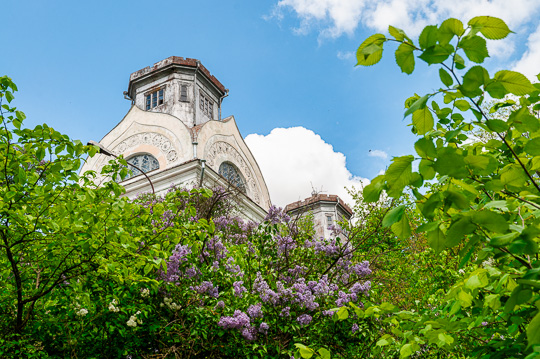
[128,56,227,97]
[284,194,353,217]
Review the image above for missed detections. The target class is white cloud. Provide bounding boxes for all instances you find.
[512,23,540,81]
[368,149,388,159]
[245,127,367,207]
[337,50,354,60]
[272,0,540,44]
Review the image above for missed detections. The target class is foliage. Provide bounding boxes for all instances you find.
[349,15,540,358]
[0,78,378,358]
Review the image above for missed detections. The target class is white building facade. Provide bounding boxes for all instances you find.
[80,57,272,222]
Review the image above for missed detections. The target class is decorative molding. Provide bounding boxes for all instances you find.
[113,132,177,163]
[206,141,261,205]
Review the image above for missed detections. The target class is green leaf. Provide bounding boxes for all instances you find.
[427,226,446,253]
[337,307,349,320]
[415,138,436,158]
[500,165,528,189]
[400,343,413,358]
[447,217,476,247]
[434,148,468,178]
[376,338,390,347]
[465,270,489,290]
[418,44,454,64]
[458,289,473,307]
[404,94,430,118]
[419,159,435,180]
[525,138,540,156]
[363,177,385,203]
[383,205,406,227]
[454,100,470,111]
[439,68,453,87]
[395,43,415,74]
[412,107,434,135]
[5,91,14,103]
[356,34,386,66]
[464,155,489,171]
[419,25,438,49]
[444,190,469,209]
[460,35,489,63]
[469,16,512,40]
[439,18,464,45]
[437,332,455,346]
[454,53,466,69]
[486,119,508,132]
[391,214,411,239]
[318,348,331,359]
[528,311,540,346]
[385,155,414,197]
[388,25,410,42]
[494,70,536,96]
[485,80,508,99]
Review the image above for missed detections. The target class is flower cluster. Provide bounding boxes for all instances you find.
[108,299,120,312]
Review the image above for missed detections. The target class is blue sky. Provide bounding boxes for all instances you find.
[3,0,540,206]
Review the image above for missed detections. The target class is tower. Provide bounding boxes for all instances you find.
[126,57,227,127]
[80,57,272,222]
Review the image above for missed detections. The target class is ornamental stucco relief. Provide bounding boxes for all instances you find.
[113,132,178,163]
[206,141,261,205]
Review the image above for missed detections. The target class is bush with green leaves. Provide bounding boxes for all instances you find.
[1,77,381,358]
[344,15,540,359]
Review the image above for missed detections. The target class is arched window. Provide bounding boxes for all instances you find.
[219,162,246,193]
[124,154,159,179]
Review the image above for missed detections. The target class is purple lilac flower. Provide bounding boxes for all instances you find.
[482,321,488,326]
[247,303,263,319]
[225,257,242,274]
[241,326,258,341]
[296,314,312,326]
[351,261,372,277]
[214,301,225,310]
[350,281,371,296]
[218,310,251,330]
[280,307,290,317]
[253,272,279,304]
[264,205,291,224]
[233,281,247,298]
[192,281,219,298]
[161,244,191,283]
[259,322,269,334]
[185,266,198,278]
[322,310,335,317]
[277,235,296,255]
[351,323,359,333]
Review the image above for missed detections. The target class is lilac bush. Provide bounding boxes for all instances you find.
[147,188,373,354]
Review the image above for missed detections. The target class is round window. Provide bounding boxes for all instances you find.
[218,162,246,193]
[124,154,159,179]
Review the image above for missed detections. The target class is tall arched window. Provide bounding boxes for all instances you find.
[124,154,159,180]
[219,162,246,193]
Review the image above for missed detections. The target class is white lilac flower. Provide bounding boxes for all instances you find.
[141,288,150,298]
[126,316,137,327]
[75,308,88,317]
[108,299,120,312]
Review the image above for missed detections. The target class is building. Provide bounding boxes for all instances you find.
[80,56,353,227]
[80,57,271,222]
[285,193,353,239]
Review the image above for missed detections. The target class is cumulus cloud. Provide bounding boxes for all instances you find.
[272,0,540,39]
[512,23,540,81]
[368,149,388,159]
[245,127,367,207]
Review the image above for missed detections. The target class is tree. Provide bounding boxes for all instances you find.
[0,76,185,346]
[349,16,540,357]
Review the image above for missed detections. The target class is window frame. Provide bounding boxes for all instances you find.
[145,87,165,110]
